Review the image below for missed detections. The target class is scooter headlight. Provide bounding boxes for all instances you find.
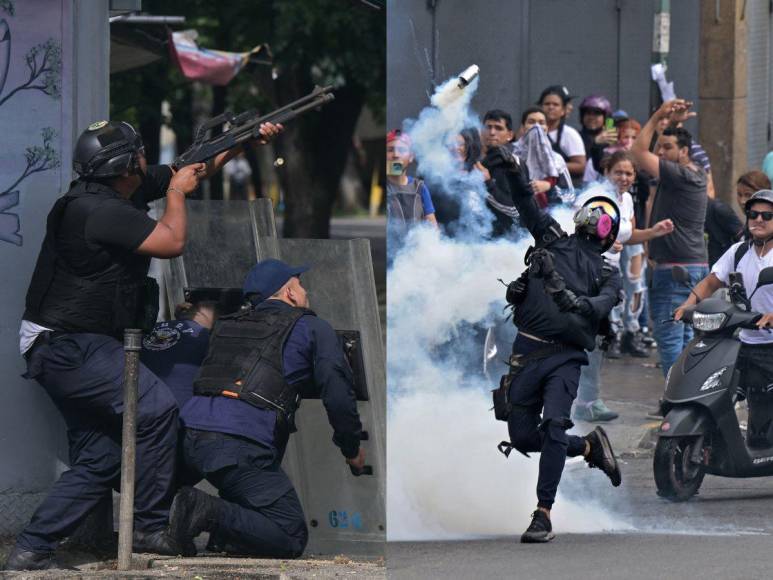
[692,312,727,332]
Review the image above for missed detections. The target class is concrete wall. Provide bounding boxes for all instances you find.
[388,0,701,139]
[0,0,108,534]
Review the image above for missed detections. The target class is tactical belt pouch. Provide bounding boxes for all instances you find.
[492,373,514,421]
[491,343,570,422]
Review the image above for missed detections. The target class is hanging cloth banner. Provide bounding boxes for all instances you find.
[168,29,271,86]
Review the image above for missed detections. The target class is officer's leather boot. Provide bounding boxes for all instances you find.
[4,545,73,571]
[132,528,185,556]
[170,486,222,557]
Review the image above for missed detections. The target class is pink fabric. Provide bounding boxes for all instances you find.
[169,31,249,86]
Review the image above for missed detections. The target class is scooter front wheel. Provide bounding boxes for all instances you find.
[653,437,705,502]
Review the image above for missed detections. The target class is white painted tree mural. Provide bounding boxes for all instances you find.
[0,0,62,246]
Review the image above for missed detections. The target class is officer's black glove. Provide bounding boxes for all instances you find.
[528,248,556,278]
[573,297,594,318]
[552,288,579,312]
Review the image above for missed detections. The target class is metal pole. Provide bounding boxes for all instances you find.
[117,329,143,571]
[650,0,671,113]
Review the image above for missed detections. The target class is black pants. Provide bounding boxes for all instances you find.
[18,333,179,553]
[739,343,773,448]
[181,429,308,558]
[506,335,588,509]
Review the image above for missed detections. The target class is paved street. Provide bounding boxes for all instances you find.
[388,350,773,579]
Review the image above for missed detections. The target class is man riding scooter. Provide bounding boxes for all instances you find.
[675,189,773,448]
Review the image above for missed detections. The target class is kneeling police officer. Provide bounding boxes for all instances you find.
[485,147,624,544]
[7,119,280,571]
[170,259,365,558]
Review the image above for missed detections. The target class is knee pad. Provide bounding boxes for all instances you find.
[507,405,541,455]
[539,417,574,446]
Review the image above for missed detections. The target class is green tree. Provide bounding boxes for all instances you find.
[110,0,384,238]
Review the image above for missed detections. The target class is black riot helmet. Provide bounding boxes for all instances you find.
[72,120,145,180]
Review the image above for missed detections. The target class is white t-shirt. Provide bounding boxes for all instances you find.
[548,124,585,159]
[712,241,773,344]
[574,189,634,268]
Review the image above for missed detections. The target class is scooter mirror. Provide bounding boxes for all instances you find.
[756,266,773,289]
[671,265,690,285]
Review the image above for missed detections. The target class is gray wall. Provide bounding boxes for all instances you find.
[388,0,700,137]
[0,0,108,534]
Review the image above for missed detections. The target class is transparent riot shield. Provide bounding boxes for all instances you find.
[159,199,385,557]
[158,199,277,310]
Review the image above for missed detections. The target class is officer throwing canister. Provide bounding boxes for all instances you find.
[485,146,624,544]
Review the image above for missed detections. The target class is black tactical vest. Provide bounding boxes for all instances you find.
[23,180,152,337]
[386,178,425,225]
[193,303,313,416]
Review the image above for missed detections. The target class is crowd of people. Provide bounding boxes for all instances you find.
[387,85,773,423]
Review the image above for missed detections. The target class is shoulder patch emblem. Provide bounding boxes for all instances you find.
[142,325,181,351]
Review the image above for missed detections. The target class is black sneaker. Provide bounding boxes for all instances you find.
[4,546,73,571]
[169,486,222,557]
[584,427,622,487]
[520,510,555,543]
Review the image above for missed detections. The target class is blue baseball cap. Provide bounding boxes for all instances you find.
[243,259,309,304]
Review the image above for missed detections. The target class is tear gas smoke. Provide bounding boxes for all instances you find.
[388,69,634,541]
[403,69,491,238]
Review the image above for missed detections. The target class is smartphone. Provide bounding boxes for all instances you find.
[605,117,615,131]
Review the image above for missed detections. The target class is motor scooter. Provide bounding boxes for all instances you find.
[653,265,773,501]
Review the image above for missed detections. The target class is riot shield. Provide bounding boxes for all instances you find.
[160,199,385,557]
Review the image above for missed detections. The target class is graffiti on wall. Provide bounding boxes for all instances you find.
[0,0,61,246]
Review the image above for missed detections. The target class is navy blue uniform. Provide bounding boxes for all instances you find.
[18,166,179,554]
[491,160,621,509]
[141,320,210,408]
[179,299,362,557]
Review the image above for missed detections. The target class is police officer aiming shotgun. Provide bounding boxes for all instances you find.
[485,146,623,544]
[6,118,281,572]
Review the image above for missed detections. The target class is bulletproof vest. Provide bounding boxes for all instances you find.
[23,180,152,336]
[193,303,313,416]
[386,179,425,225]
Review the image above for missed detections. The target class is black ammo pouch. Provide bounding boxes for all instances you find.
[491,344,569,424]
[492,372,515,421]
[194,305,313,418]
